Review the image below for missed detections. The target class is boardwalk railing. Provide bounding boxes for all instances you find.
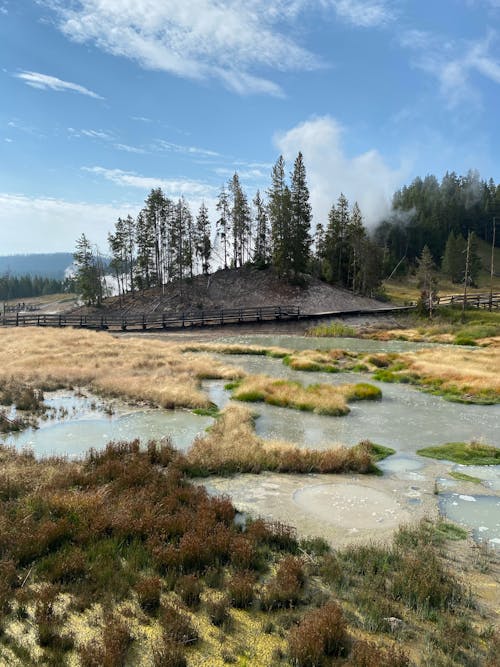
[0,305,301,331]
[437,292,500,309]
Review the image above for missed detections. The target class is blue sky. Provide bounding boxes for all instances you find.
[1,0,499,254]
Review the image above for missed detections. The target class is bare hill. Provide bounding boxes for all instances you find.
[74,267,385,316]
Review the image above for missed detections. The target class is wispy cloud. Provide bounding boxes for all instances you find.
[215,167,267,181]
[15,70,103,99]
[156,140,220,158]
[83,166,215,198]
[114,143,148,154]
[329,0,394,27]
[45,0,325,96]
[401,30,500,108]
[68,128,113,140]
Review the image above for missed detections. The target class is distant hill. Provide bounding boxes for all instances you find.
[0,253,74,279]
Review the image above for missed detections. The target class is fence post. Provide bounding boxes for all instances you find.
[142,315,147,330]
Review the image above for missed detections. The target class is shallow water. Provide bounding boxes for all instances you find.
[1,391,212,458]
[206,354,500,452]
[439,493,500,545]
[213,333,443,354]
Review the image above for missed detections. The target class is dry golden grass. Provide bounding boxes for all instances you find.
[231,374,350,415]
[180,342,292,357]
[0,328,243,410]
[185,404,379,475]
[403,347,500,395]
[229,375,381,415]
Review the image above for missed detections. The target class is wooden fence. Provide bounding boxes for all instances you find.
[0,305,301,332]
[437,292,500,309]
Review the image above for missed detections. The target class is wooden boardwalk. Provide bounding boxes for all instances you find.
[0,303,414,332]
[1,292,496,333]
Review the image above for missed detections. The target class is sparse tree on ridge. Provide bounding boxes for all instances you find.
[253,189,270,266]
[195,202,212,276]
[268,155,289,277]
[216,186,231,269]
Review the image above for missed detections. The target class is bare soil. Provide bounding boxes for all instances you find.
[72,266,387,316]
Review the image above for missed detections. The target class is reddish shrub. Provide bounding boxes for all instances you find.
[135,576,162,614]
[175,574,202,609]
[228,571,256,608]
[159,603,198,645]
[348,640,410,667]
[288,601,348,666]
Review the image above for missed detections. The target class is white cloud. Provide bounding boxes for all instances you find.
[14,70,103,99]
[156,140,220,158]
[275,116,406,228]
[328,0,394,27]
[68,127,113,140]
[84,166,216,198]
[0,193,132,253]
[47,0,322,96]
[401,30,500,108]
[114,143,148,154]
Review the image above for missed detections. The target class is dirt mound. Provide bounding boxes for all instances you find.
[73,267,384,316]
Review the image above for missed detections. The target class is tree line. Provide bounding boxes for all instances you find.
[0,274,66,301]
[375,170,499,276]
[73,159,499,306]
[74,153,382,305]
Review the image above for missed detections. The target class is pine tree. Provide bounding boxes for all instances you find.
[195,202,212,276]
[229,173,251,267]
[416,245,438,317]
[216,186,230,269]
[289,152,311,278]
[346,202,366,293]
[134,210,155,290]
[268,155,289,277]
[73,234,102,306]
[253,190,270,267]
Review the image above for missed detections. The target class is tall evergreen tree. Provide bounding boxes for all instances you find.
[195,202,212,276]
[229,173,251,267]
[268,155,289,277]
[289,152,312,278]
[73,234,102,306]
[253,190,270,266]
[216,186,230,269]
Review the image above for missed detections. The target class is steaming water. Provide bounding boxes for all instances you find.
[1,390,212,458]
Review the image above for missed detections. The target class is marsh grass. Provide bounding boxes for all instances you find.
[229,375,381,415]
[0,448,491,667]
[184,405,387,476]
[305,322,357,337]
[448,471,482,484]
[417,441,500,465]
[0,328,243,410]
[369,346,500,403]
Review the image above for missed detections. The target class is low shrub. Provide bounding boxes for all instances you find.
[288,600,349,666]
[206,596,231,627]
[228,571,256,608]
[261,556,304,611]
[347,640,410,666]
[152,638,187,667]
[135,576,162,614]
[159,603,199,645]
[79,615,133,667]
[175,574,202,609]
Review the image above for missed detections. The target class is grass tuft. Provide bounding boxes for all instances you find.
[417,441,500,465]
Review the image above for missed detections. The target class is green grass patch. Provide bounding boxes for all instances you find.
[344,382,382,401]
[192,404,220,417]
[305,322,357,338]
[417,441,500,465]
[449,471,482,484]
[433,522,468,541]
